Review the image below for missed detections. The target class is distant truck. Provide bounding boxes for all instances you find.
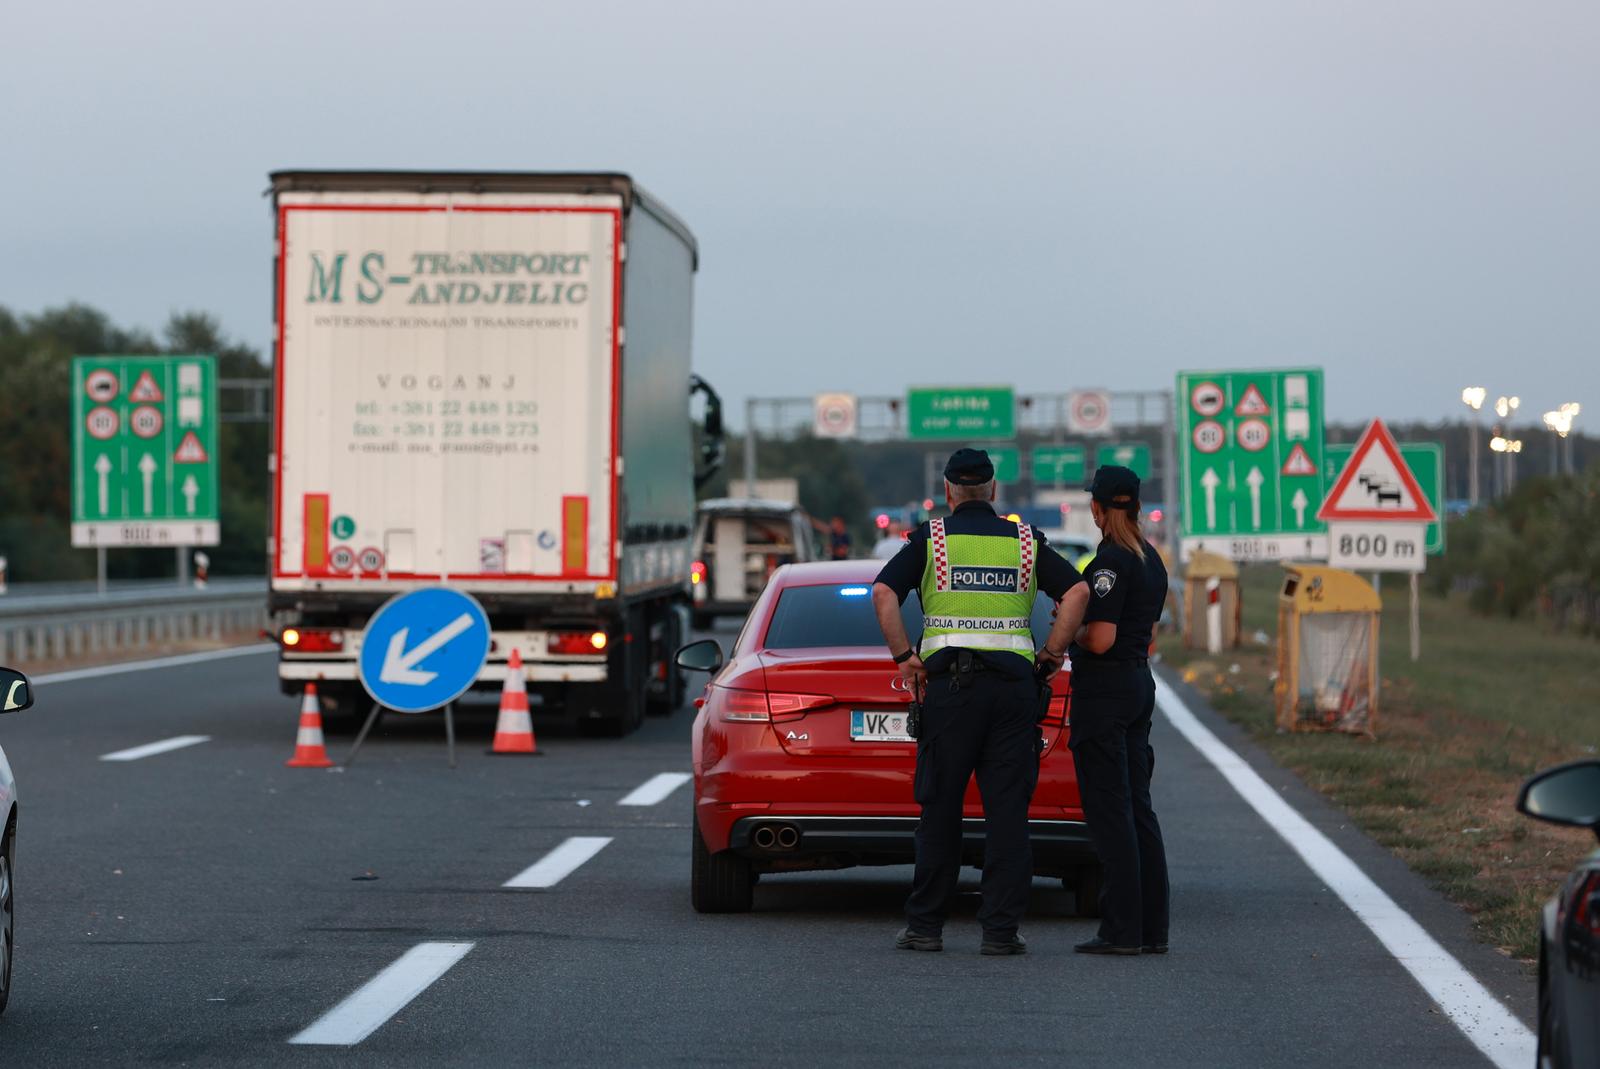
[267,171,723,735]
[690,498,819,626]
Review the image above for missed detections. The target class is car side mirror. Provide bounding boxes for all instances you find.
[0,667,33,713]
[1516,760,1600,833]
[675,639,724,674]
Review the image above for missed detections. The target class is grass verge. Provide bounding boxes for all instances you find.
[1162,564,1600,963]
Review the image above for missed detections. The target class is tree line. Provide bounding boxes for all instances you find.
[0,303,270,582]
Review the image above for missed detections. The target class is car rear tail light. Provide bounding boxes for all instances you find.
[550,630,608,656]
[1570,873,1600,937]
[717,689,833,723]
[280,627,343,653]
[1040,694,1068,727]
[719,688,773,722]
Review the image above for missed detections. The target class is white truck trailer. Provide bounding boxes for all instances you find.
[267,171,723,735]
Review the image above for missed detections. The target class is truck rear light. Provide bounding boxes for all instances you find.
[550,630,608,656]
[690,560,706,585]
[281,627,343,653]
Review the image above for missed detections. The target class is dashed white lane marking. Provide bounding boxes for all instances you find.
[503,836,613,889]
[289,941,474,1046]
[618,771,692,806]
[99,735,211,762]
[36,643,275,686]
[1154,675,1535,1069]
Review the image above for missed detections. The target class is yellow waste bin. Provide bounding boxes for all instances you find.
[1183,550,1240,651]
[1275,564,1381,736]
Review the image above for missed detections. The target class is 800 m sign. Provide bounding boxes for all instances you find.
[1327,522,1426,573]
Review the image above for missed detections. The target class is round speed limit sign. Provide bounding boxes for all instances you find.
[1236,419,1271,451]
[86,406,120,440]
[130,404,164,438]
[329,545,356,573]
[1192,420,1225,453]
[357,547,385,574]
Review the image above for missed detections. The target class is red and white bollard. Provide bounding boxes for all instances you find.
[193,551,209,589]
[1205,576,1222,654]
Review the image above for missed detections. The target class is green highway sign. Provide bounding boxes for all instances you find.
[71,355,220,547]
[1176,367,1326,561]
[987,447,1020,483]
[907,386,1015,440]
[1031,445,1086,485]
[1326,441,1445,555]
[1095,443,1152,480]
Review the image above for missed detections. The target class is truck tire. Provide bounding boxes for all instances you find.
[312,684,367,734]
[647,605,687,717]
[691,812,753,913]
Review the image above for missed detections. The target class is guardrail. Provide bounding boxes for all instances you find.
[0,578,268,663]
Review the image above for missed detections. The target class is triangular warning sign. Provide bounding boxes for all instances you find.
[1281,444,1317,476]
[174,431,208,463]
[1235,384,1270,416]
[1317,419,1436,522]
[129,370,164,403]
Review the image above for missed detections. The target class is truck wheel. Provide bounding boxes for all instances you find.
[647,607,687,717]
[1066,866,1104,918]
[313,685,366,734]
[691,812,753,913]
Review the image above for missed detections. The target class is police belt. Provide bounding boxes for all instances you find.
[1071,656,1150,672]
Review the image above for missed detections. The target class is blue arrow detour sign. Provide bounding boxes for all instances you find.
[358,588,491,713]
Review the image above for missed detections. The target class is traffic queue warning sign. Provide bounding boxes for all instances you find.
[1176,367,1327,562]
[71,355,220,547]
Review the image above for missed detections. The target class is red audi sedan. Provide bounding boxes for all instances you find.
[677,559,1100,914]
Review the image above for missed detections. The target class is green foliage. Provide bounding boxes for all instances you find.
[1431,468,1600,631]
[0,303,270,581]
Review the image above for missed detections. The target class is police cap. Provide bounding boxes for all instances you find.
[1089,464,1141,511]
[943,448,994,485]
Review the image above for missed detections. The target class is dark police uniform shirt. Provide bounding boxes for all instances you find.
[874,501,1084,679]
[1069,538,1167,668]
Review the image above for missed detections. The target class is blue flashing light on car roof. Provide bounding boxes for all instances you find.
[838,586,870,597]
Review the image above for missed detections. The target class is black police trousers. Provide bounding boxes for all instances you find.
[1068,662,1169,949]
[905,668,1040,939]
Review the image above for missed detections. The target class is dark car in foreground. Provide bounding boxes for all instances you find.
[1516,759,1600,1069]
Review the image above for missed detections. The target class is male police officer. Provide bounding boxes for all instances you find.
[873,448,1089,954]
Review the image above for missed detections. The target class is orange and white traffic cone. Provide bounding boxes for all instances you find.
[490,649,539,755]
[285,683,336,768]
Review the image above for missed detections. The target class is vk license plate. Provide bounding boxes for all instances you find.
[850,709,915,743]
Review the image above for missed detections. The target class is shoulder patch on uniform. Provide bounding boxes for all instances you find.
[1091,569,1117,597]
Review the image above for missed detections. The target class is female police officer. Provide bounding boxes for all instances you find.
[1068,464,1170,956]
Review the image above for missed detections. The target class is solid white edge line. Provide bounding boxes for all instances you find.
[618,771,692,807]
[34,643,275,686]
[288,941,474,1046]
[1153,675,1535,1069]
[98,735,212,762]
[503,836,613,889]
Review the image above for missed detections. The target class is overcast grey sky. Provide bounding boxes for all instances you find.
[3,1,1595,426]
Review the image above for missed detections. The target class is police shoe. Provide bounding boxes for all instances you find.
[1142,943,1169,955]
[895,927,943,952]
[1073,937,1140,956]
[979,933,1027,956]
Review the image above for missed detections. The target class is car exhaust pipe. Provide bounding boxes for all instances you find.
[752,825,777,849]
[775,825,800,850]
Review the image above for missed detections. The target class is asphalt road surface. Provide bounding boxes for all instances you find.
[0,632,1537,1067]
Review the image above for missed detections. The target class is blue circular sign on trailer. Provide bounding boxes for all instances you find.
[358,588,491,714]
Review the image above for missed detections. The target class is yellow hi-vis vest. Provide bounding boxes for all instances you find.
[917,517,1037,661]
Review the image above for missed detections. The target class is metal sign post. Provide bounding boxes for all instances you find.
[347,588,492,768]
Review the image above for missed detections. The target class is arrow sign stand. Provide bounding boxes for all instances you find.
[344,701,458,769]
